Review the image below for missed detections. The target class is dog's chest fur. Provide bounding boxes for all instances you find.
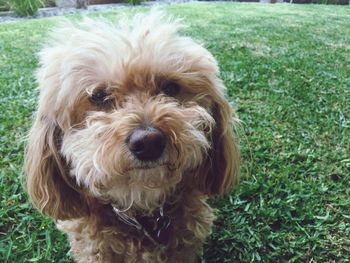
[57,189,214,263]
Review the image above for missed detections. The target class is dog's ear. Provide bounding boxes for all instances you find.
[24,26,92,220]
[25,116,90,220]
[195,95,240,196]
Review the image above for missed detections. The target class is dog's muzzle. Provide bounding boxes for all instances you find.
[126,126,166,161]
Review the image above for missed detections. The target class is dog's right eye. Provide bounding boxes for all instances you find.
[90,90,111,106]
[161,81,181,97]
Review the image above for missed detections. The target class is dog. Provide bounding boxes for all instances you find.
[25,10,239,263]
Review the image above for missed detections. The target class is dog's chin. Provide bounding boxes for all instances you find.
[103,164,183,211]
[123,161,178,173]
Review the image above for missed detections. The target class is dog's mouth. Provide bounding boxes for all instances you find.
[123,162,178,173]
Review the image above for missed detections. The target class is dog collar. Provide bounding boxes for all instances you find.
[112,205,172,247]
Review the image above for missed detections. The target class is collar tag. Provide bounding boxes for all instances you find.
[112,205,172,247]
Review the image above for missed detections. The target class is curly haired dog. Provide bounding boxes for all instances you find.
[25,10,239,263]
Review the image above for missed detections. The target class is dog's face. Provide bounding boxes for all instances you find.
[25,11,239,219]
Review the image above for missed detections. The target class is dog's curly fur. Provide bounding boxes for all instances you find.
[25,10,240,263]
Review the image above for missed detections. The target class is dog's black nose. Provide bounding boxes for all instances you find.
[126,127,165,161]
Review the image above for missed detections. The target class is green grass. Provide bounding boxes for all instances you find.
[1,3,349,262]
[7,0,44,16]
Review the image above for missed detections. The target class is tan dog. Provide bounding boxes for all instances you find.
[25,10,239,263]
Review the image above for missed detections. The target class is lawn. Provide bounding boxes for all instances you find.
[1,2,350,262]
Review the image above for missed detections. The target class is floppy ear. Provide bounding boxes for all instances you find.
[25,116,90,220]
[195,96,240,196]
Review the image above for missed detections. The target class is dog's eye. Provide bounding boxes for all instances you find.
[161,81,181,97]
[90,90,111,105]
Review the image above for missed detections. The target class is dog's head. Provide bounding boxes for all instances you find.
[25,11,239,220]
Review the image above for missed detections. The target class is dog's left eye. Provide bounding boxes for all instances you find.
[90,90,111,105]
[161,81,181,97]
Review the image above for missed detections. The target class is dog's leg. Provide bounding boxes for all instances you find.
[57,219,125,263]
